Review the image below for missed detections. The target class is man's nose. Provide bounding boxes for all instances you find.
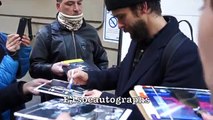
[118,22,124,29]
[73,3,80,12]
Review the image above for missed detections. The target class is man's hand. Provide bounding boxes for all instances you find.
[67,68,88,85]
[51,62,69,76]
[22,78,50,95]
[6,34,21,52]
[56,112,72,120]
[201,112,213,120]
[21,35,31,46]
[84,89,102,98]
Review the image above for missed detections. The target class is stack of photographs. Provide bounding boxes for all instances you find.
[14,98,132,120]
[131,85,213,120]
[34,79,85,98]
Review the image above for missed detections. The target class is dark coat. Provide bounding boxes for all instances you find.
[86,16,206,120]
[0,82,32,113]
[30,20,108,80]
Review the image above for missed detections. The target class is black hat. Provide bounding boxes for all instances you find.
[105,0,143,11]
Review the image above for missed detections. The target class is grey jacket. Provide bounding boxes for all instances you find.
[30,20,108,80]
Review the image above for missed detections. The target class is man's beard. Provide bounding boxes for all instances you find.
[129,19,150,44]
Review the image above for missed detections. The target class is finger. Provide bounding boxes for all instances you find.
[21,39,31,46]
[61,63,70,67]
[58,65,65,73]
[15,41,21,51]
[72,80,78,85]
[76,67,83,71]
[84,90,94,96]
[36,78,51,84]
[7,39,21,50]
[67,70,72,79]
[73,79,82,85]
[8,36,20,45]
[21,42,29,46]
[7,34,19,41]
[22,35,31,42]
[7,45,16,51]
[22,35,30,40]
[17,40,22,45]
[32,78,50,87]
[201,112,213,120]
[7,37,20,47]
[72,69,80,79]
[56,112,72,120]
[31,90,40,95]
[21,38,30,43]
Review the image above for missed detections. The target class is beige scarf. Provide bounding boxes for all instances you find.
[58,12,83,31]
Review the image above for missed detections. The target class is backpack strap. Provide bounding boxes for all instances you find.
[159,32,187,84]
[178,20,194,42]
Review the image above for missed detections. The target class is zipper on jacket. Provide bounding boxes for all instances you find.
[72,31,77,58]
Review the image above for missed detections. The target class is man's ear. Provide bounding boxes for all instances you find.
[56,2,60,11]
[139,2,149,14]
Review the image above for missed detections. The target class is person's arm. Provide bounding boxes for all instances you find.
[0,55,18,88]
[16,35,32,78]
[0,34,21,88]
[0,81,31,112]
[86,67,119,90]
[29,27,53,79]
[0,79,50,113]
[93,35,108,70]
[68,67,119,90]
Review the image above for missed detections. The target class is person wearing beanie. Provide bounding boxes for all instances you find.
[66,0,206,119]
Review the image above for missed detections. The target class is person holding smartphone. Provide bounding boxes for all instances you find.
[0,32,31,119]
[0,33,31,88]
[0,33,31,119]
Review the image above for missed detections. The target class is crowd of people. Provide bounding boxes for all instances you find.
[0,0,213,120]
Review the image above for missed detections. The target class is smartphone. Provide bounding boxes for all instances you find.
[17,18,27,39]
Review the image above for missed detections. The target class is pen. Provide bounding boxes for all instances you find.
[67,70,74,89]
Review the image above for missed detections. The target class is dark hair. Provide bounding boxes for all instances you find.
[130,0,162,15]
[211,0,213,10]
[56,0,62,2]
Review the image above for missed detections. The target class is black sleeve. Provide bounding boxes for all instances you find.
[86,68,119,90]
[92,35,109,70]
[29,27,53,79]
[0,45,6,62]
[0,81,32,113]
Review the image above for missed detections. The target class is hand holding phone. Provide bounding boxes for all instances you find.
[21,35,31,46]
